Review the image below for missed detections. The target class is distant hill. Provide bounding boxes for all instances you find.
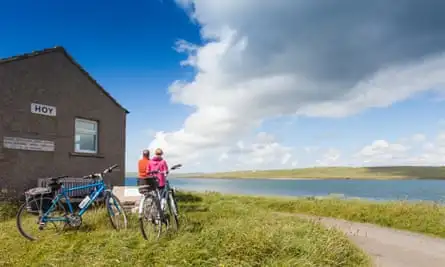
[173,166,445,180]
[125,172,187,178]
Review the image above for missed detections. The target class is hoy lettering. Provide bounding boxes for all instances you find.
[34,105,52,114]
[31,103,57,117]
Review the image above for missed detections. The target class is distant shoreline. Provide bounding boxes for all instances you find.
[172,176,445,181]
[126,176,320,181]
[126,166,445,180]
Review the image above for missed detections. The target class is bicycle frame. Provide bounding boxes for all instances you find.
[137,176,174,217]
[137,185,162,215]
[137,163,182,216]
[41,179,107,223]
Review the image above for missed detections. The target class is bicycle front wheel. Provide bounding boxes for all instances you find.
[105,193,128,230]
[16,196,67,241]
[139,191,162,240]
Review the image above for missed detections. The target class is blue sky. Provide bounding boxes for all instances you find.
[2,1,445,172]
[1,0,198,170]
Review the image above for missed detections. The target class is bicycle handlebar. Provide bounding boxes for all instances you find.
[147,163,182,176]
[104,164,119,173]
[82,164,119,179]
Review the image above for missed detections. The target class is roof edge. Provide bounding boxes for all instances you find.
[0,46,129,114]
[0,46,64,65]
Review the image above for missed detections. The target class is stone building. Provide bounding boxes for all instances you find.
[0,46,128,198]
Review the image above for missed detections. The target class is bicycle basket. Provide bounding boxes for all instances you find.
[137,178,158,194]
[25,187,53,213]
[47,181,62,191]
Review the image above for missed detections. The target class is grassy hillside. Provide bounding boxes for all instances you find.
[0,192,370,267]
[176,166,445,179]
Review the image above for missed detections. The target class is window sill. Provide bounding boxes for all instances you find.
[69,152,104,158]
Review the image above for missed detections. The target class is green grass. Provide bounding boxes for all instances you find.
[3,192,445,266]
[211,193,445,238]
[0,192,370,267]
[0,200,20,222]
[175,166,445,179]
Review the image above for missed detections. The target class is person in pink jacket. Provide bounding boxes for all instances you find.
[149,148,169,188]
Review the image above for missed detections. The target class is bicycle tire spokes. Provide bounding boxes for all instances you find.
[106,193,128,230]
[16,165,129,241]
[16,197,68,241]
[149,192,164,237]
[139,192,163,240]
[167,192,180,231]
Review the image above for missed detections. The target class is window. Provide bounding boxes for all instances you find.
[74,118,98,153]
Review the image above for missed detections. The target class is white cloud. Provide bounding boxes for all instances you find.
[149,1,445,169]
[304,146,319,153]
[355,133,445,166]
[218,152,228,162]
[316,148,342,166]
[223,132,296,169]
[407,136,445,165]
[281,152,292,165]
[437,132,445,145]
[356,140,410,164]
[423,142,435,152]
[142,130,445,172]
[411,134,426,143]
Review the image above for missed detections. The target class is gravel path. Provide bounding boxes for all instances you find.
[290,214,445,267]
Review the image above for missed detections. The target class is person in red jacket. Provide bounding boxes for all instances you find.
[137,149,150,179]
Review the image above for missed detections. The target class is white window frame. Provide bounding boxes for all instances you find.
[74,118,98,154]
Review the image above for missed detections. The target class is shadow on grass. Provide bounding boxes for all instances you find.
[174,215,204,234]
[76,222,99,232]
[176,192,208,213]
[160,219,204,240]
[180,204,209,213]
[365,166,445,179]
[183,220,204,233]
[0,201,20,222]
[175,192,203,203]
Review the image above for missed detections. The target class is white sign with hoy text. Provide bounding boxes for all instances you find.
[31,103,57,117]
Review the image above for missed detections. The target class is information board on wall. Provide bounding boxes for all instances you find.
[3,136,55,152]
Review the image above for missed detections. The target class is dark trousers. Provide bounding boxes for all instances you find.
[158,186,167,199]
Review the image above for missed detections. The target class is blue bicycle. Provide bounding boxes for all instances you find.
[16,164,127,241]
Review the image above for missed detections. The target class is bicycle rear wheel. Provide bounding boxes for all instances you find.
[16,196,67,241]
[139,191,162,240]
[166,191,179,231]
[105,192,128,230]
